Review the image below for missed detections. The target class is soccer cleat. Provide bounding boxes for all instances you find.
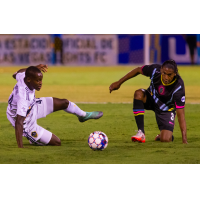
[131,130,145,143]
[155,134,174,141]
[78,111,103,122]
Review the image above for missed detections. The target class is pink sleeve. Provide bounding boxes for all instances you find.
[175,102,185,109]
[141,66,145,75]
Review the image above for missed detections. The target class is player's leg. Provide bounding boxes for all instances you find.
[155,133,174,141]
[160,130,173,142]
[47,133,61,146]
[25,125,61,146]
[34,98,61,146]
[131,89,147,143]
[133,89,147,133]
[53,98,85,115]
[36,97,103,122]
[36,128,61,146]
[155,110,175,142]
[53,97,103,122]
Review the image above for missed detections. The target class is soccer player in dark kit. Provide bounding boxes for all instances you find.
[109,60,187,144]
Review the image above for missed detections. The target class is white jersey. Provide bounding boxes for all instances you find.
[6,72,54,145]
[6,72,36,131]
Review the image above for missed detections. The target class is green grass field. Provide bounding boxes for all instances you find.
[0,66,200,164]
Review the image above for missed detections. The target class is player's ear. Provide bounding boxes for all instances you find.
[174,70,177,76]
[26,77,31,83]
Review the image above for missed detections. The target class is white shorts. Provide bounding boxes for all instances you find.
[23,97,54,145]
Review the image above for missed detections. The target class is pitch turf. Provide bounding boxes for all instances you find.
[0,66,200,164]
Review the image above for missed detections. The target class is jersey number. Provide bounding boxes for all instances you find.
[171,113,174,121]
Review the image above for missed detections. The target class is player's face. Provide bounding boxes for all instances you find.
[161,66,176,85]
[30,73,43,91]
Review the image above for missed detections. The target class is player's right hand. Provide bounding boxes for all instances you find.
[36,64,48,73]
[183,139,188,144]
[109,81,121,93]
[182,136,188,144]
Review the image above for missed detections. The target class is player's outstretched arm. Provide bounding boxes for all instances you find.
[35,64,48,73]
[12,64,48,79]
[176,108,187,144]
[15,115,26,148]
[109,67,142,93]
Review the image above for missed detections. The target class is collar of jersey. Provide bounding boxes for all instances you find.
[161,75,177,86]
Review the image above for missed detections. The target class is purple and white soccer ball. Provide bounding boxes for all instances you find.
[88,131,108,150]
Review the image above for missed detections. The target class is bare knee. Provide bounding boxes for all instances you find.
[160,137,171,142]
[63,99,69,109]
[53,97,69,111]
[160,130,173,142]
[134,89,145,101]
[59,99,69,109]
[48,134,61,146]
[54,138,61,146]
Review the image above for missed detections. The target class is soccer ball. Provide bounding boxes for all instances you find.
[88,131,108,150]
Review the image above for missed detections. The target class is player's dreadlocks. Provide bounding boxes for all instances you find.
[25,66,42,78]
[162,59,178,74]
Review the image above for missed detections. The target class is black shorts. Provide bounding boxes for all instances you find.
[143,90,176,132]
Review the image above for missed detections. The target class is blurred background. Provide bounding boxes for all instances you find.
[0,34,200,66]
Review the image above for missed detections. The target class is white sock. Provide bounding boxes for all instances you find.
[64,101,86,117]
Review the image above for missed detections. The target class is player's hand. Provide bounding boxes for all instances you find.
[18,146,29,148]
[36,64,48,73]
[182,137,188,144]
[109,81,121,93]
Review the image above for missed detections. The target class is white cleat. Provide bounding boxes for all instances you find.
[131,130,145,143]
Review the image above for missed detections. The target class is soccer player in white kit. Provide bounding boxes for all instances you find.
[7,64,103,148]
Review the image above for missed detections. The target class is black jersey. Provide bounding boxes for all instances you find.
[141,64,185,112]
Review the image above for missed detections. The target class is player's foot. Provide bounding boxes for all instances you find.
[131,130,145,143]
[155,134,161,141]
[155,134,174,142]
[78,111,103,122]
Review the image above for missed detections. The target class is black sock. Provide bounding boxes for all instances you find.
[133,99,145,133]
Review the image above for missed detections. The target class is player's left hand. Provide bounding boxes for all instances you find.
[36,64,48,73]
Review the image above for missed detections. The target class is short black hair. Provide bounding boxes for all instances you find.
[25,66,42,78]
[162,59,178,73]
